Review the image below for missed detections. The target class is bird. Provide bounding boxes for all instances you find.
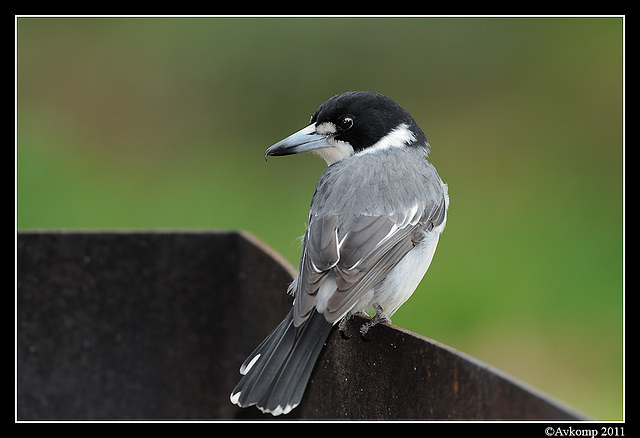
[230,91,449,416]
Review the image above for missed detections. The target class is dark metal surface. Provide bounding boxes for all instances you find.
[16,231,584,420]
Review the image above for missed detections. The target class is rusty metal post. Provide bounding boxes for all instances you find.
[16,231,584,420]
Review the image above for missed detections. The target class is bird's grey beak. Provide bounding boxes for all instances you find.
[265,123,332,161]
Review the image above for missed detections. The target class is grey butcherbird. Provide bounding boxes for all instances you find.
[230,91,449,416]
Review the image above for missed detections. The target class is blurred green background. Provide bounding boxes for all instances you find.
[16,17,623,420]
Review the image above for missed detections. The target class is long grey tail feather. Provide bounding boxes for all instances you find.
[230,309,333,416]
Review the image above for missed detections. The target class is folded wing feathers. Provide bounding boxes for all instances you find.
[292,200,435,325]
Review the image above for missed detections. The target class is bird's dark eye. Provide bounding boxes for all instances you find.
[336,115,354,131]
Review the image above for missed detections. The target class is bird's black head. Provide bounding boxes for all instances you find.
[265,91,428,165]
[311,91,427,151]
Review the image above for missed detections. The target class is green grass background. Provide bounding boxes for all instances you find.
[16,17,623,420]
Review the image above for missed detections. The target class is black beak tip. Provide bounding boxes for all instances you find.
[264,146,279,161]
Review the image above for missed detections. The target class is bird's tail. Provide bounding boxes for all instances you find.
[230,309,333,416]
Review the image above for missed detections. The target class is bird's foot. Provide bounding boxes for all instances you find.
[359,304,390,340]
[338,315,353,339]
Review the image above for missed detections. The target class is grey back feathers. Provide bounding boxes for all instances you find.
[292,145,447,327]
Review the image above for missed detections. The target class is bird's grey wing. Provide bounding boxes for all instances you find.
[327,214,419,319]
[292,193,447,326]
[292,214,339,326]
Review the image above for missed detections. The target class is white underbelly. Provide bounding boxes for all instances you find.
[368,222,444,318]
